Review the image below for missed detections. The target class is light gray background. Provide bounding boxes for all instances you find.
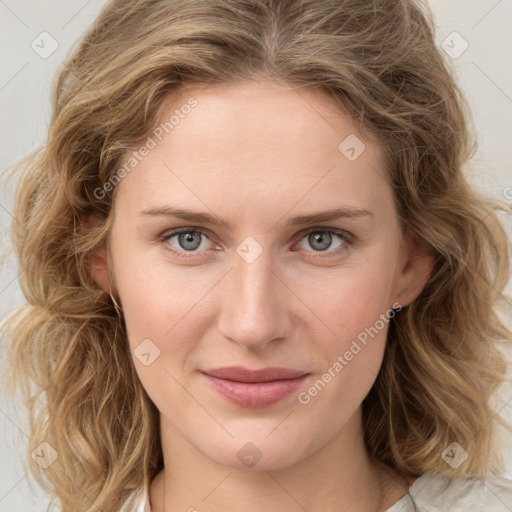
[1,1,511,510]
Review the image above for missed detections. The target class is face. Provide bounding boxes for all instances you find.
[91,80,431,471]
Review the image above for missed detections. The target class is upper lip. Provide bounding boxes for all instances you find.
[202,366,308,383]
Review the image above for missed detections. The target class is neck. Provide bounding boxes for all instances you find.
[149,410,411,512]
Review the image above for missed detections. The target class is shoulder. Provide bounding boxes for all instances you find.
[387,471,512,512]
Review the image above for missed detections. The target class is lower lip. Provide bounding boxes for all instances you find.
[203,373,309,408]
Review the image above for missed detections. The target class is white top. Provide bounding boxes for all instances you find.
[129,471,512,511]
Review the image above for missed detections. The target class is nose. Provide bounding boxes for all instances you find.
[216,249,292,351]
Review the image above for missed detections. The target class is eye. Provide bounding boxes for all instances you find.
[294,228,353,258]
[158,228,216,258]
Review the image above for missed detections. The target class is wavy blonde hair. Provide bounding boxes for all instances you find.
[1,0,512,510]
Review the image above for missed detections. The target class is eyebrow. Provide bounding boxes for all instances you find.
[140,205,373,229]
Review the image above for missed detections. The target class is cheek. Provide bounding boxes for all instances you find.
[113,248,217,388]
[297,259,396,345]
[113,238,206,337]
[298,284,391,419]
[114,260,201,410]
[296,257,395,399]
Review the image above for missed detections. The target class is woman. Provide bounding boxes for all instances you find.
[1,0,512,511]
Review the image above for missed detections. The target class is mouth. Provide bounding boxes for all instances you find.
[201,366,309,408]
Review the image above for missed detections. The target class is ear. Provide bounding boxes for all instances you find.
[83,214,116,296]
[392,228,434,308]
[87,241,112,295]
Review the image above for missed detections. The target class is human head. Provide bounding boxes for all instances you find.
[89,77,433,472]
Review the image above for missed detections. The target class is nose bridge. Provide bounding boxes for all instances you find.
[217,246,289,349]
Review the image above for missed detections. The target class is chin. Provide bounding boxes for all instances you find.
[197,431,312,472]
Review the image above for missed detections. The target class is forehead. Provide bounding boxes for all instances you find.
[114,81,391,221]
[152,81,375,163]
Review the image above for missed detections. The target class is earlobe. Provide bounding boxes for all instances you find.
[393,230,435,308]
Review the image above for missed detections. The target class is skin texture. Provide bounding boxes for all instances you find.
[90,81,433,511]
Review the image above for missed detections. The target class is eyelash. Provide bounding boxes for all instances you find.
[157,227,354,260]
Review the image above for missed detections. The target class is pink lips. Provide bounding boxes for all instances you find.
[202,366,309,408]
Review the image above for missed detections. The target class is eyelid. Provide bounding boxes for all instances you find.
[298,226,354,243]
